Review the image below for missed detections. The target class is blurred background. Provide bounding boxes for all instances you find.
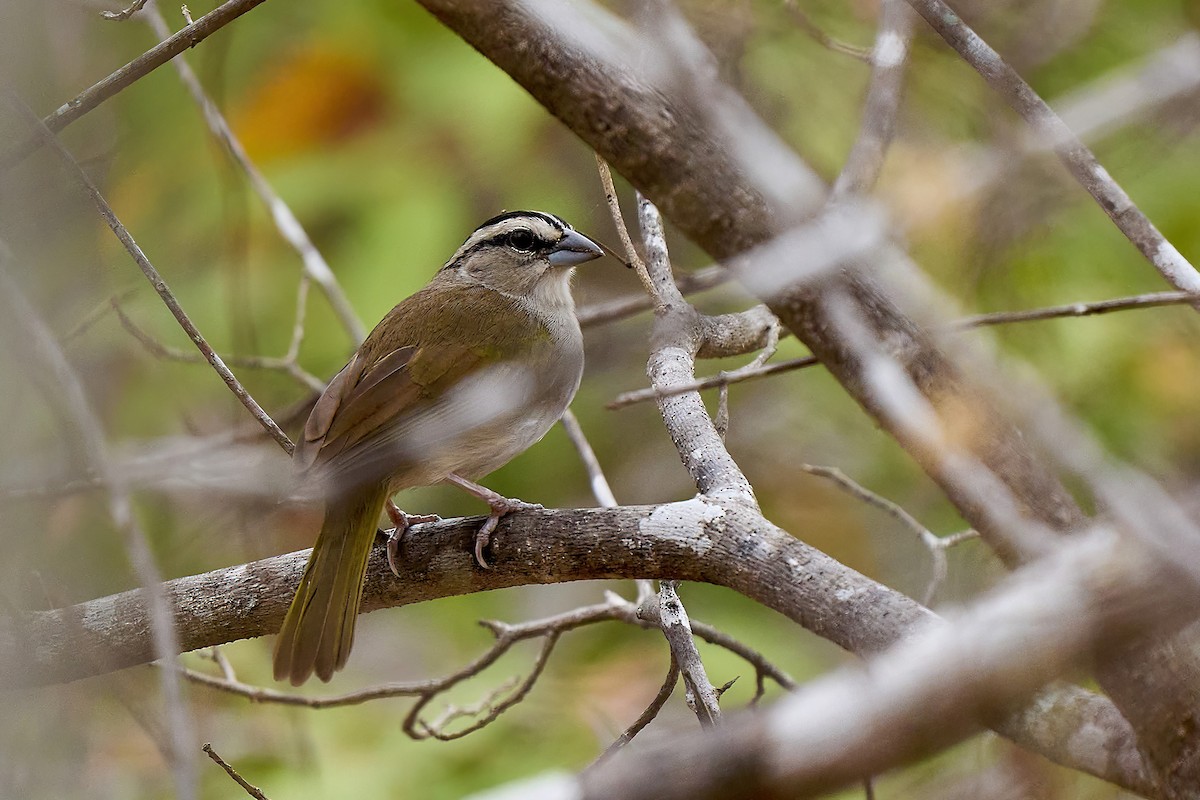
[1,0,1199,797]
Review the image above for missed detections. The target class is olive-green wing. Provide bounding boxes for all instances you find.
[294,284,544,491]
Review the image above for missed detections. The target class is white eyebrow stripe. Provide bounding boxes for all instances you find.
[445,214,568,267]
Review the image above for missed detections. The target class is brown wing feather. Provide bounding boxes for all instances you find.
[295,283,546,493]
[323,346,419,450]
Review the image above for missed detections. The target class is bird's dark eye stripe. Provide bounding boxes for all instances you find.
[476,228,550,251]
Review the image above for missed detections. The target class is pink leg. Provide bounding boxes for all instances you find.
[384,499,441,577]
[445,473,541,569]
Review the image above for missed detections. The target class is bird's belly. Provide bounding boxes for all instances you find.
[448,405,565,480]
[388,349,582,489]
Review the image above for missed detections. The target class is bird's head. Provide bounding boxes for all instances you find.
[440,210,604,310]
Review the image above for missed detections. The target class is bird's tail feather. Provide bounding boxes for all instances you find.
[273,485,388,685]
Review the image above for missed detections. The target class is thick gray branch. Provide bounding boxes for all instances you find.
[0,504,923,688]
[0,502,1151,794]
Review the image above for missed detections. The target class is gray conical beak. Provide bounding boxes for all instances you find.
[548,229,604,267]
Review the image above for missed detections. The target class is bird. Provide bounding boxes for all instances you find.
[272,210,605,685]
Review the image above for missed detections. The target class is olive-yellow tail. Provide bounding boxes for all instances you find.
[272,485,388,685]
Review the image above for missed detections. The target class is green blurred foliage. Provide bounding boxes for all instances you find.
[1,0,1198,797]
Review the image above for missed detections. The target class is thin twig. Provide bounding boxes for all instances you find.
[112,298,325,394]
[7,93,295,455]
[100,0,149,20]
[591,655,680,766]
[954,290,1200,327]
[560,410,656,611]
[0,0,272,171]
[412,633,561,741]
[595,154,660,306]
[608,355,819,409]
[560,408,618,508]
[202,744,270,800]
[608,288,1200,408]
[577,265,728,328]
[657,581,722,727]
[800,464,977,605]
[904,0,1200,293]
[62,285,139,343]
[781,0,873,62]
[180,588,792,749]
[687,619,796,698]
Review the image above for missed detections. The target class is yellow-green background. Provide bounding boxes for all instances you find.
[2,0,1198,797]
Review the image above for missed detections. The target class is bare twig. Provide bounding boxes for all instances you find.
[560,408,653,600]
[0,0,272,171]
[595,154,659,305]
[202,744,270,800]
[656,581,722,727]
[62,285,139,343]
[409,634,560,741]
[688,619,796,700]
[592,655,679,766]
[180,585,791,751]
[954,290,1200,327]
[560,408,617,508]
[904,0,1200,293]
[577,266,728,328]
[100,0,149,20]
[781,0,873,62]
[142,2,366,344]
[608,287,1200,408]
[206,647,238,682]
[112,299,325,394]
[832,0,915,197]
[7,93,295,455]
[608,355,819,409]
[800,464,977,605]
[907,34,1200,229]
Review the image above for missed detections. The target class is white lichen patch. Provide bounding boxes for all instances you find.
[639,498,725,555]
[1155,240,1200,291]
[1091,164,1133,214]
[835,585,866,602]
[874,30,908,68]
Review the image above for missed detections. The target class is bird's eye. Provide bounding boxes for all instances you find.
[506,228,536,252]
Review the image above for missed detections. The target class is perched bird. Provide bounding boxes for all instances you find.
[273,211,604,685]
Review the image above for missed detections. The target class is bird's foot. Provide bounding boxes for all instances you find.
[444,473,541,569]
[474,496,542,570]
[384,500,441,577]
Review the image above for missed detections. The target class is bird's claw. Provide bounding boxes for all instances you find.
[472,499,543,570]
[384,509,441,577]
[386,527,405,577]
